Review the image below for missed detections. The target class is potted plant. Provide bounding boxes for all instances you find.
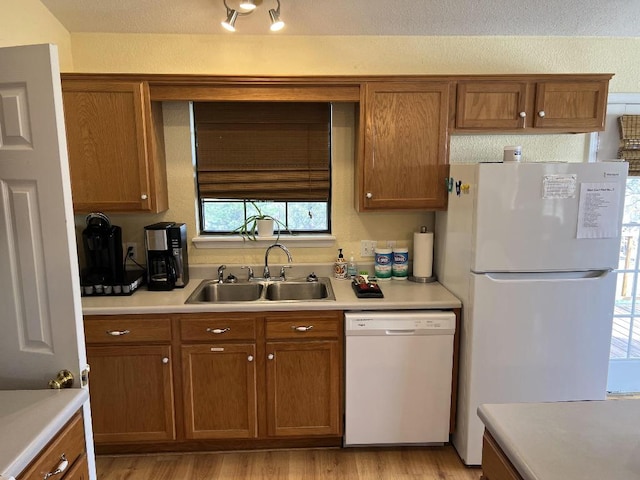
[233,201,289,241]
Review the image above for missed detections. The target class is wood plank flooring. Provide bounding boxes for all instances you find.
[96,446,482,480]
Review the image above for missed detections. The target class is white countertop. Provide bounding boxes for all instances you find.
[0,389,88,478]
[478,400,640,480]
[82,266,461,315]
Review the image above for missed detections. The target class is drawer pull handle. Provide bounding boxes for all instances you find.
[292,325,314,332]
[106,329,130,336]
[43,454,68,479]
[207,327,230,334]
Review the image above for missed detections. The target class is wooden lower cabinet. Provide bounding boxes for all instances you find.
[87,311,343,452]
[481,430,524,480]
[84,315,175,444]
[178,310,343,442]
[18,412,88,480]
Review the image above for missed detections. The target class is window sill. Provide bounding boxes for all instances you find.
[192,234,336,249]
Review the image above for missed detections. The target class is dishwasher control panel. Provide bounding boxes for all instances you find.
[345,311,455,335]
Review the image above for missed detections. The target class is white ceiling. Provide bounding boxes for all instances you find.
[39,0,640,37]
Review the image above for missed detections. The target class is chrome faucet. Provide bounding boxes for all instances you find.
[264,243,292,279]
[217,264,226,283]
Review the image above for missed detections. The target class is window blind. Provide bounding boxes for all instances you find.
[194,102,331,200]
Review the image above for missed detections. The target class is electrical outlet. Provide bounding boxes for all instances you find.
[361,240,377,257]
[125,242,138,262]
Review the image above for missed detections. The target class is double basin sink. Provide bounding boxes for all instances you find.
[185,277,336,304]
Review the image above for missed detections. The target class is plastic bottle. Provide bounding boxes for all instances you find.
[347,253,358,278]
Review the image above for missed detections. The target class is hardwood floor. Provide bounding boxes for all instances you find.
[96,446,482,479]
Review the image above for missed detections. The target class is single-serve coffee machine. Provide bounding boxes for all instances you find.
[81,212,124,289]
[144,222,189,291]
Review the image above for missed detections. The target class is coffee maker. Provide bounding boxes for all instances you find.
[144,222,189,291]
[81,212,124,290]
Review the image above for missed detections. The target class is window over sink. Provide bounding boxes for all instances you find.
[192,101,332,237]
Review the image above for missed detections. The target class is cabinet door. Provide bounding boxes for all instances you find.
[265,340,340,437]
[86,345,175,443]
[62,80,167,213]
[361,81,450,211]
[533,80,608,131]
[455,81,529,130]
[182,343,257,439]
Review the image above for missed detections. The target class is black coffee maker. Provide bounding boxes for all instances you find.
[144,222,189,291]
[81,212,124,290]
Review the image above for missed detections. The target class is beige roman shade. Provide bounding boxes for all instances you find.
[194,102,331,201]
[618,115,640,175]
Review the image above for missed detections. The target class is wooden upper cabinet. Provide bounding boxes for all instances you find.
[358,81,451,211]
[454,75,611,133]
[533,80,608,130]
[61,79,168,213]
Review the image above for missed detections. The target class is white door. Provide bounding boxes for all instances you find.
[0,44,96,478]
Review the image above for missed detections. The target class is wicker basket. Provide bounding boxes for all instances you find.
[617,115,640,174]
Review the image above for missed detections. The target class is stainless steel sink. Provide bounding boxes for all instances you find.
[185,277,335,304]
[265,281,333,301]
[186,281,264,303]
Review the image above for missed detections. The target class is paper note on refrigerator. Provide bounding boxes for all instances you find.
[576,182,621,238]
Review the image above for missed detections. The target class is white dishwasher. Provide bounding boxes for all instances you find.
[344,310,456,446]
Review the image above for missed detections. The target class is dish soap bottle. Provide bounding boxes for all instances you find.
[347,252,358,278]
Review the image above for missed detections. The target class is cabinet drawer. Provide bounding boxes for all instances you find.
[265,313,341,340]
[84,315,171,344]
[180,315,256,341]
[18,412,85,480]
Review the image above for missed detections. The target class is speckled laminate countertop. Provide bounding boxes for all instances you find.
[478,400,640,480]
[81,264,461,315]
[0,389,88,479]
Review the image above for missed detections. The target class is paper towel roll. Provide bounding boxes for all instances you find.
[413,231,434,278]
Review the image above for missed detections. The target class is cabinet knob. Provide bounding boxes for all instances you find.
[538,110,546,118]
[141,194,148,200]
[162,357,169,364]
[248,355,254,362]
[268,353,274,360]
[519,111,526,118]
[366,192,373,199]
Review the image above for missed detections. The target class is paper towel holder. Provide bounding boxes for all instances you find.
[409,225,437,283]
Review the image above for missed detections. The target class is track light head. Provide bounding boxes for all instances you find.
[221,8,239,31]
[269,1,285,32]
[239,0,257,10]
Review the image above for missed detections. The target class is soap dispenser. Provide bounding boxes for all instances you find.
[334,248,347,279]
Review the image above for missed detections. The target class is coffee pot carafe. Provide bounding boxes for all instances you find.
[144,222,189,291]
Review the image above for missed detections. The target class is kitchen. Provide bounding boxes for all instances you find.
[2,1,640,479]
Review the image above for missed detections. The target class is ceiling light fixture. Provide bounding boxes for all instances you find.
[239,0,257,11]
[220,0,285,33]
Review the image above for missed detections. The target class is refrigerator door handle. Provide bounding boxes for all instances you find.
[483,270,612,281]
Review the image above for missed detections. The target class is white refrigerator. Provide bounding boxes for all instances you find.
[435,161,628,466]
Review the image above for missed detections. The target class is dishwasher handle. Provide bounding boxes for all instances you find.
[385,329,416,335]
